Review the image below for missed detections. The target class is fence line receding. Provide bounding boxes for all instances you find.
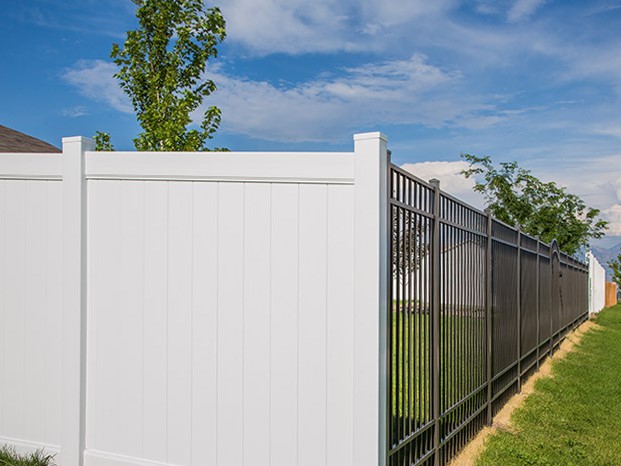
[387,162,588,466]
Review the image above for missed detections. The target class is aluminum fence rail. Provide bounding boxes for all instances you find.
[387,163,588,466]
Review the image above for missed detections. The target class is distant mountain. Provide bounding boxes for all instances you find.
[591,241,621,280]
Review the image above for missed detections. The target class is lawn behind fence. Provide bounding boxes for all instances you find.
[477,304,621,465]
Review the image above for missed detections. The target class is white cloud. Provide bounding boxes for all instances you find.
[61,55,519,143]
[62,60,131,113]
[220,0,455,54]
[61,106,88,117]
[473,1,502,15]
[400,161,485,208]
[591,125,621,139]
[600,177,621,234]
[507,0,546,22]
[602,204,621,236]
[217,0,557,63]
[220,0,354,54]
[529,154,621,238]
[454,114,507,130]
[201,55,506,141]
[359,0,455,31]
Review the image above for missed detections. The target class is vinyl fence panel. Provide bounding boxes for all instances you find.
[0,158,63,455]
[0,133,387,466]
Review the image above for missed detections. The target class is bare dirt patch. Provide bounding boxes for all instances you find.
[448,318,601,466]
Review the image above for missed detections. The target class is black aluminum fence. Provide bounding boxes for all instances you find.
[387,164,588,466]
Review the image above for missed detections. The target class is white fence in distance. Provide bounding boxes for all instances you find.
[587,251,606,314]
[0,133,389,466]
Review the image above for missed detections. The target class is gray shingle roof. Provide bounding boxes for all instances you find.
[0,125,61,153]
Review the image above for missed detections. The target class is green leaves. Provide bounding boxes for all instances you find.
[93,131,114,151]
[609,253,621,294]
[461,154,608,255]
[111,0,226,151]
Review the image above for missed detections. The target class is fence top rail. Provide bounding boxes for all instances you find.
[86,150,353,157]
[0,152,61,156]
[83,151,355,184]
[0,153,62,180]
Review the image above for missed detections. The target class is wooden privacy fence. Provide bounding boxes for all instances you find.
[387,163,589,466]
[606,282,618,307]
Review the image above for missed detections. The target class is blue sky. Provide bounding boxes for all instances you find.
[2,0,621,244]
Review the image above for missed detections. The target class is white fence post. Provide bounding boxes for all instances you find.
[588,251,594,314]
[61,137,93,466]
[353,132,389,466]
[587,250,606,314]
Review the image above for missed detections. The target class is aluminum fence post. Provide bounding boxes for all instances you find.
[429,178,441,466]
[549,246,554,356]
[61,136,94,466]
[516,227,522,391]
[485,209,493,425]
[535,236,541,370]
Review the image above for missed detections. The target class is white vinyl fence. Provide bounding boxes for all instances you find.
[0,133,389,466]
[587,250,606,314]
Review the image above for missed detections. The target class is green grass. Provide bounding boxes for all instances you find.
[477,304,621,466]
[0,446,55,466]
[390,307,486,424]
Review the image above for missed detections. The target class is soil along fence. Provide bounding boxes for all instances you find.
[387,165,589,466]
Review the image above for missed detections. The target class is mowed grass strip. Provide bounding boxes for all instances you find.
[477,304,621,466]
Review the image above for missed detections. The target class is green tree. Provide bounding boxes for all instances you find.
[461,154,608,255]
[609,252,621,298]
[94,131,115,151]
[111,0,226,151]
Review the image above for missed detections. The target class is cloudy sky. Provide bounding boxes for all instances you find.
[1,0,621,245]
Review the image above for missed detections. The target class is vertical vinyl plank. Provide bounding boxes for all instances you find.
[242,183,271,466]
[45,181,62,446]
[326,185,354,466]
[270,184,299,466]
[190,182,218,466]
[3,181,26,439]
[166,182,193,465]
[217,182,244,466]
[0,181,5,436]
[23,181,48,443]
[87,180,122,453]
[298,184,328,466]
[142,182,169,462]
[116,181,146,457]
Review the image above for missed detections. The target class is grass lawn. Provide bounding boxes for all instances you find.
[477,304,621,466]
[390,308,485,427]
[0,446,55,466]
